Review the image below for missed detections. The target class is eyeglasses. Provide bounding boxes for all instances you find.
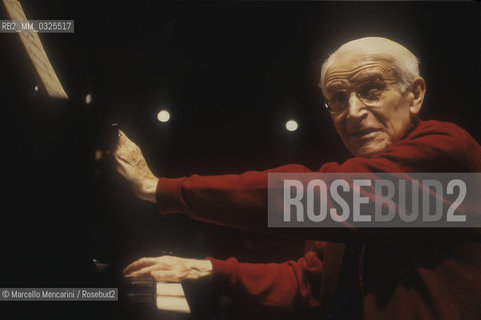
[324,77,398,114]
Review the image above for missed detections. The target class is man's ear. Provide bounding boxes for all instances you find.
[408,77,426,116]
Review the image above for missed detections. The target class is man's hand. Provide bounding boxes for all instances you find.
[114,130,158,203]
[123,256,213,282]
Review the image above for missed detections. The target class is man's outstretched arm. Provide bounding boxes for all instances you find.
[114,121,481,234]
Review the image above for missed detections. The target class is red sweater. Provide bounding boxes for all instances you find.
[156,120,481,319]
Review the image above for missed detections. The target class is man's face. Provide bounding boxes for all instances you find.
[323,52,415,157]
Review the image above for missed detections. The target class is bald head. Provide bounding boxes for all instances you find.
[319,37,420,94]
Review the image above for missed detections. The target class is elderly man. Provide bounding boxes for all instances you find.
[115,37,481,319]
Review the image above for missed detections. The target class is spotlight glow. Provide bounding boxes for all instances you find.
[285,120,298,132]
[85,93,92,104]
[157,110,171,122]
[34,85,39,92]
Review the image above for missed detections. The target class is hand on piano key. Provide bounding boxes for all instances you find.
[123,255,213,282]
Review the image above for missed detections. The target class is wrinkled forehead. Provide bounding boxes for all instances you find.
[322,52,397,91]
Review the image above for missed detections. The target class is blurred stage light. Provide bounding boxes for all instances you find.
[34,85,39,92]
[85,93,92,104]
[94,149,103,162]
[285,120,298,132]
[157,110,170,122]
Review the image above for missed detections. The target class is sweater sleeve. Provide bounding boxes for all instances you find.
[156,120,481,232]
[206,241,326,314]
[156,164,312,232]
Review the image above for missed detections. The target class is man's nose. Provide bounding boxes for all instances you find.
[347,92,368,119]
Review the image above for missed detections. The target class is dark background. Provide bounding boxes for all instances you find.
[0,1,480,319]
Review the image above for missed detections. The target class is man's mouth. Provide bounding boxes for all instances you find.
[347,128,381,138]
